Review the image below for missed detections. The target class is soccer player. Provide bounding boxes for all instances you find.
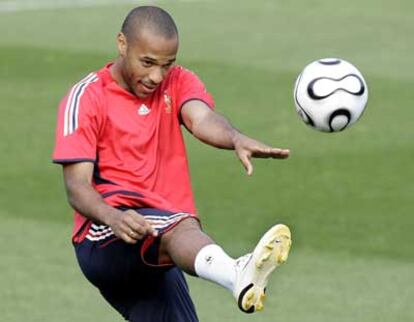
[53,6,292,322]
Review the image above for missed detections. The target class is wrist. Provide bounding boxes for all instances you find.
[97,204,121,227]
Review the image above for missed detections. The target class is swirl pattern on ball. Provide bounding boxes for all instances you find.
[307,74,366,100]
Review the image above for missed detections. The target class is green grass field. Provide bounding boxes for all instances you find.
[1,0,413,321]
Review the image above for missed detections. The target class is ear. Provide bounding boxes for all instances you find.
[117,32,127,57]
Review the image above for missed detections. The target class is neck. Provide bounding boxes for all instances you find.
[110,59,130,91]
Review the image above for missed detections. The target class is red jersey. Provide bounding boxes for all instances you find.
[53,63,215,241]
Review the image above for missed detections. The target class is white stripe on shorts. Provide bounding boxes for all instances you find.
[84,212,192,242]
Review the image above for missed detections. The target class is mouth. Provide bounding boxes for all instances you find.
[138,81,157,95]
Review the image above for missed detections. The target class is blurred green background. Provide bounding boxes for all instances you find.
[0,0,413,321]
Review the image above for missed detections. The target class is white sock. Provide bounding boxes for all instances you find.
[194,244,236,292]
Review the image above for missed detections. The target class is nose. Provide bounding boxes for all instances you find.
[148,67,164,85]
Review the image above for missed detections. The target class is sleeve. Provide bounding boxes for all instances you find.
[175,67,215,115]
[52,85,100,164]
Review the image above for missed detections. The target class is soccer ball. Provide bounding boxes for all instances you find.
[293,58,368,132]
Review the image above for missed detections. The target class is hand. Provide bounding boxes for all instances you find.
[233,133,290,176]
[108,209,157,244]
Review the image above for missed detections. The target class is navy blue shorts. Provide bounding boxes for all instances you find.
[74,208,199,322]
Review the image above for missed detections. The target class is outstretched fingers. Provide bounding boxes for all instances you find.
[252,147,290,159]
[235,141,290,176]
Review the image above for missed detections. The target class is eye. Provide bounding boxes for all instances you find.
[162,62,174,70]
[141,60,153,68]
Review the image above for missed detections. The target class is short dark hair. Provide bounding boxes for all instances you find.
[121,6,178,42]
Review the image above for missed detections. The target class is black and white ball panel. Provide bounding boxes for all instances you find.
[318,58,341,65]
[329,108,351,132]
[294,73,316,127]
[307,74,366,100]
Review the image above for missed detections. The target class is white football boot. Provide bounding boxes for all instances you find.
[233,224,292,313]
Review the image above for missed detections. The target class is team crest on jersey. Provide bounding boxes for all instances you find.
[164,91,172,114]
[138,104,151,116]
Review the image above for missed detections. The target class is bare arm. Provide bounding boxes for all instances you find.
[181,100,290,175]
[63,162,156,243]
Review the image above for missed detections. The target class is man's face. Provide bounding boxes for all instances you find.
[117,30,178,98]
